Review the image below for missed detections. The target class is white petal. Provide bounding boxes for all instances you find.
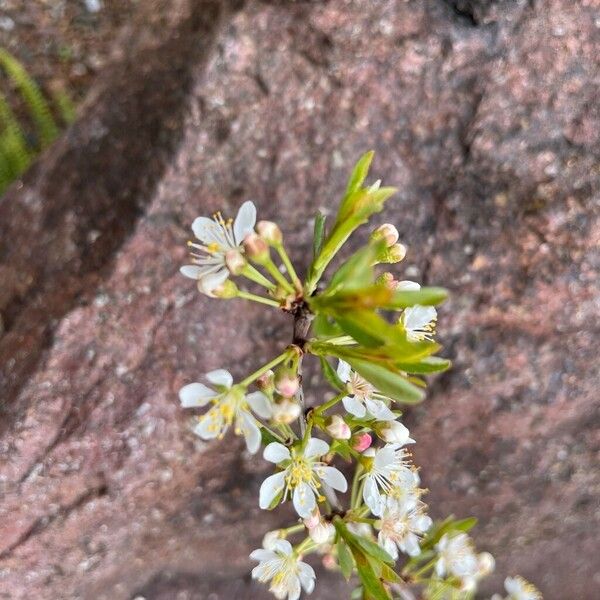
[246,391,273,419]
[317,466,348,492]
[304,437,329,459]
[293,482,317,518]
[240,411,261,454]
[249,548,277,562]
[263,442,290,463]
[233,200,257,244]
[403,305,437,330]
[197,269,228,296]
[374,445,396,470]
[379,533,399,560]
[298,562,316,593]
[342,395,366,418]
[363,476,383,515]
[403,532,421,557]
[365,398,396,421]
[192,216,222,245]
[415,515,433,532]
[180,265,204,279]
[271,539,293,555]
[206,369,233,388]
[179,382,215,407]
[193,409,224,439]
[336,359,352,382]
[287,576,302,600]
[396,280,420,291]
[435,558,446,577]
[259,471,286,509]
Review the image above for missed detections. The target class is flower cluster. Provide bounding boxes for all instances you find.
[177,153,542,600]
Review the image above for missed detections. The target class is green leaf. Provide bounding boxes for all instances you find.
[395,356,451,374]
[319,356,345,391]
[312,313,343,338]
[353,548,391,600]
[313,211,326,259]
[387,287,448,308]
[344,150,374,197]
[453,517,478,533]
[337,538,354,580]
[347,358,425,404]
[353,535,395,565]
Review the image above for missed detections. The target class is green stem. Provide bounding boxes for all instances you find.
[240,350,292,387]
[314,391,346,416]
[237,290,280,308]
[410,557,437,580]
[241,263,277,291]
[350,465,365,509]
[262,255,295,293]
[275,242,302,291]
[259,423,286,443]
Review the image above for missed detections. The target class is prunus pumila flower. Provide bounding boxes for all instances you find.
[178,152,543,599]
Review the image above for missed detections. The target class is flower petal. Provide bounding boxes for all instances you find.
[342,395,366,418]
[193,409,224,440]
[365,398,396,421]
[246,391,272,419]
[259,471,286,509]
[287,576,302,600]
[293,482,317,518]
[298,562,316,593]
[192,216,222,245]
[179,382,216,407]
[317,466,347,492]
[180,265,205,279]
[336,359,352,382]
[403,305,437,330]
[249,548,277,562]
[239,411,261,454]
[379,533,399,560]
[271,539,293,555]
[304,437,329,459]
[403,532,421,557]
[233,200,257,244]
[206,369,233,388]
[197,269,228,296]
[263,442,291,463]
[363,476,383,515]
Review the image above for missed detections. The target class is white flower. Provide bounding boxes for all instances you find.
[250,539,315,600]
[400,305,437,342]
[336,360,396,421]
[180,200,256,294]
[376,496,432,559]
[259,438,348,518]
[377,420,415,445]
[362,444,417,516]
[504,576,542,600]
[435,533,493,591]
[179,368,271,454]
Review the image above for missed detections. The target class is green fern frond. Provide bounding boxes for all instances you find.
[0,91,32,194]
[0,48,59,148]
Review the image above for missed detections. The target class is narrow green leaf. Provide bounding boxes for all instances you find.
[319,356,345,391]
[353,548,391,600]
[387,287,448,308]
[337,538,354,580]
[353,535,395,565]
[395,356,451,374]
[312,211,326,259]
[344,150,374,196]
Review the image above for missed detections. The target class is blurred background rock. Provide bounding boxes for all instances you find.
[0,1,598,599]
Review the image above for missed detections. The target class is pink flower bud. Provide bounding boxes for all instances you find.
[326,415,351,440]
[225,249,246,275]
[256,220,283,244]
[372,223,399,247]
[322,554,337,571]
[352,433,372,452]
[243,232,269,262]
[275,374,299,398]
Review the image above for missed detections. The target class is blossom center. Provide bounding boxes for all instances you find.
[286,457,315,488]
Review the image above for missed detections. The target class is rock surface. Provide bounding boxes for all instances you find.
[0,1,598,599]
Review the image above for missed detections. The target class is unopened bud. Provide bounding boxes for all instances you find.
[256,220,283,245]
[256,370,275,393]
[377,420,414,445]
[322,553,337,570]
[274,367,299,398]
[326,415,351,440]
[352,432,372,452]
[304,509,335,544]
[198,276,234,298]
[477,552,495,577]
[395,280,420,291]
[382,242,407,263]
[212,279,238,299]
[376,272,396,288]
[372,223,399,247]
[272,398,301,424]
[225,249,246,275]
[243,232,269,262]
